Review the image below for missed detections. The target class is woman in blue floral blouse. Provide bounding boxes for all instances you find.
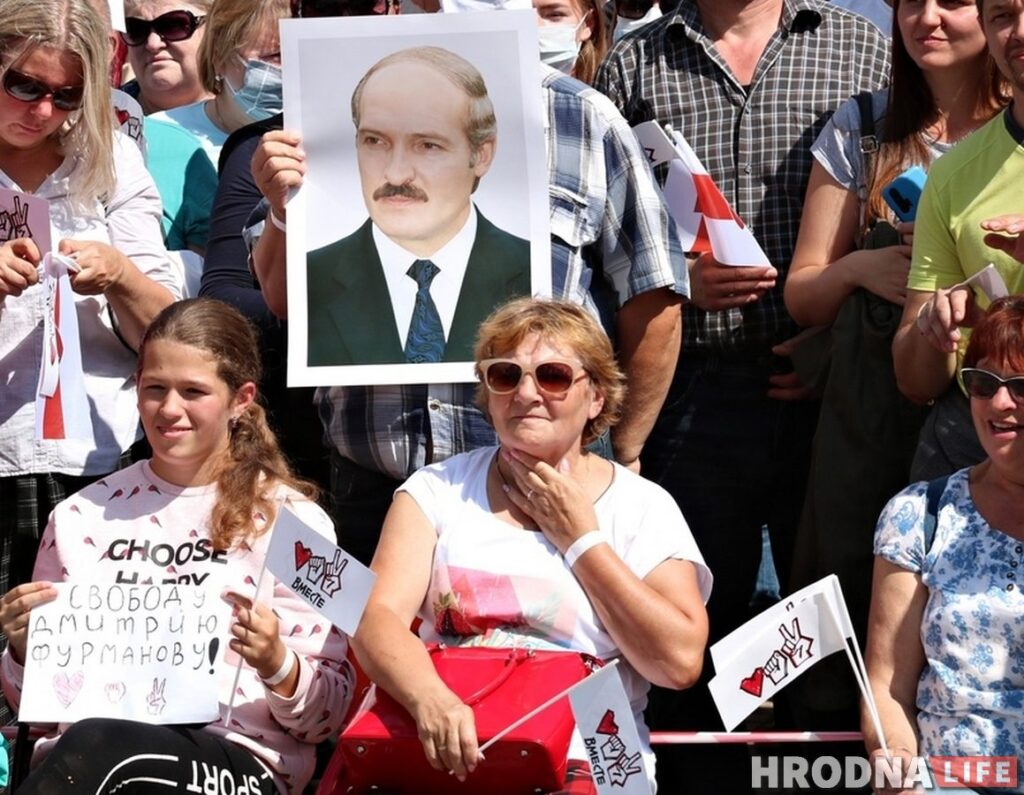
[865,295,1024,795]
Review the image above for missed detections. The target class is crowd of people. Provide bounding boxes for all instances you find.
[0,0,1021,792]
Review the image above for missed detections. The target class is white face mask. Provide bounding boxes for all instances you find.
[613,3,660,43]
[225,58,283,122]
[538,14,588,74]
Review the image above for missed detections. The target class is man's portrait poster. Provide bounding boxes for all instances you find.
[282,12,550,387]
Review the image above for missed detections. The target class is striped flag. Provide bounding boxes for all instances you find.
[633,121,771,267]
[35,253,92,442]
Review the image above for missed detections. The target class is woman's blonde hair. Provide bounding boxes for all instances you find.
[197,0,289,95]
[474,298,626,446]
[138,298,319,551]
[0,0,115,207]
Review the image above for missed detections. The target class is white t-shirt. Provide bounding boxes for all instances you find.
[399,446,713,789]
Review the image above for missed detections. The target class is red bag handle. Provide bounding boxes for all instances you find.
[429,647,531,706]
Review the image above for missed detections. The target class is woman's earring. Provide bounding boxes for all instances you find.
[229,416,239,432]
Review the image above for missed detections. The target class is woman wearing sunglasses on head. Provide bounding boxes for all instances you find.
[149,0,290,167]
[865,295,1024,794]
[121,0,212,114]
[0,0,179,593]
[353,298,711,793]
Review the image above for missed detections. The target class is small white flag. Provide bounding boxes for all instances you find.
[708,593,847,731]
[568,664,649,795]
[633,120,771,268]
[265,506,375,636]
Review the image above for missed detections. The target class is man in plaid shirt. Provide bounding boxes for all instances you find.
[595,1,888,790]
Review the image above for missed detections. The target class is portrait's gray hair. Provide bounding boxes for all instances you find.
[350,45,497,160]
[0,0,115,208]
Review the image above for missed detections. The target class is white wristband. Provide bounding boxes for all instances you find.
[268,207,287,232]
[563,530,608,568]
[260,649,297,686]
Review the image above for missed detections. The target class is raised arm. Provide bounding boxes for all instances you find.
[352,493,481,782]
[249,130,307,319]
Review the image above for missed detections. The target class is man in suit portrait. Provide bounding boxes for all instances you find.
[307,45,531,366]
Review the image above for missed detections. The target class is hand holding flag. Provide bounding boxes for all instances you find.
[633,121,778,311]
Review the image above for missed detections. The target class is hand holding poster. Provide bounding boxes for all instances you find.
[20,583,230,724]
[265,506,375,636]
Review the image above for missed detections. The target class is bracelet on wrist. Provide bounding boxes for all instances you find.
[260,649,296,687]
[268,208,287,232]
[563,530,609,568]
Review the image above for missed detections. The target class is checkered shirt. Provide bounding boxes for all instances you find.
[595,0,890,354]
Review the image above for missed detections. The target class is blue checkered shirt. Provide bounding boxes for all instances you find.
[595,0,890,354]
[315,67,687,479]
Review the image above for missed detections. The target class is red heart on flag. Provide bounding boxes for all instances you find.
[740,668,765,698]
[294,541,312,570]
[596,709,619,736]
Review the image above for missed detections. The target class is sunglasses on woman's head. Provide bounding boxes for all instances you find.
[961,367,1024,403]
[479,359,588,396]
[120,9,206,47]
[1,68,84,111]
[291,0,395,16]
[616,0,655,19]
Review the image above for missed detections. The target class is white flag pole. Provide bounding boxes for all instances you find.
[820,596,889,758]
[477,659,620,754]
[223,494,287,727]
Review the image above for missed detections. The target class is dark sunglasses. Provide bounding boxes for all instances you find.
[1,68,84,111]
[616,0,654,19]
[290,0,395,16]
[120,10,206,47]
[961,367,1024,403]
[479,359,588,397]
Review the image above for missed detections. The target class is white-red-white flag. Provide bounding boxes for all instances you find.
[567,663,650,795]
[34,253,92,443]
[634,121,771,267]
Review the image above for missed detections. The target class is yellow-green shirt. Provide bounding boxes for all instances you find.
[909,107,1024,367]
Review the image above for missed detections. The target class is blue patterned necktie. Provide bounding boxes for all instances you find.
[404,259,445,363]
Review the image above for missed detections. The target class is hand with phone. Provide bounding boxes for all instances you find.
[882,166,926,223]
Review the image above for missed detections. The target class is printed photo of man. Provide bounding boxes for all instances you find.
[306,45,531,366]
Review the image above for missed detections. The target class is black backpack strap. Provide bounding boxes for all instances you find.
[854,90,878,208]
[922,475,951,557]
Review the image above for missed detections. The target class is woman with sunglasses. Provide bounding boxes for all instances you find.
[121,0,212,115]
[149,0,289,166]
[0,0,179,593]
[865,295,1024,793]
[353,298,711,793]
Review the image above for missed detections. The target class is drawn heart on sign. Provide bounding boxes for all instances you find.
[294,541,312,571]
[54,671,85,707]
[740,667,765,698]
[116,108,130,126]
[596,709,619,736]
[104,682,127,703]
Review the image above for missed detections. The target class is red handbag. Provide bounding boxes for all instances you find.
[320,645,601,795]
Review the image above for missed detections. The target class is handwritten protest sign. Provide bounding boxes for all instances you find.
[265,506,375,636]
[20,583,230,724]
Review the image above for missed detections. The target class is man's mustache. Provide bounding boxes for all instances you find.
[373,183,429,202]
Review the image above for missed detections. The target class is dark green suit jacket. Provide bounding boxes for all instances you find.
[306,211,530,366]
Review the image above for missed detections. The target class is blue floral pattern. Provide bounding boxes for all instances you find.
[875,469,1024,768]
